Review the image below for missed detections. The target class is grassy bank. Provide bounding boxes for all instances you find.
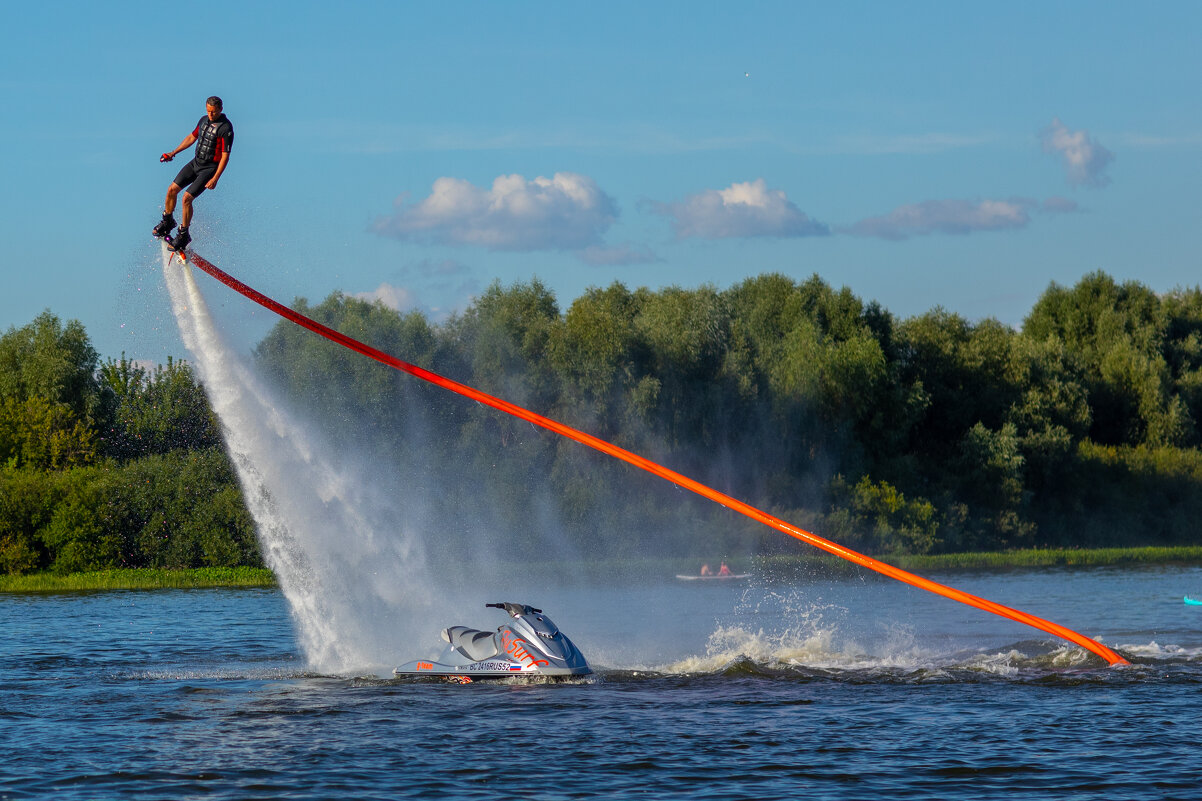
[0,566,277,593]
[754,545,1202,578]
[884,545,1202,571]
[2,546,1199,593]
[529,545,1202,581]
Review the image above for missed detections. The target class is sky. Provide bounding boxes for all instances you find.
[2,1,1200,364]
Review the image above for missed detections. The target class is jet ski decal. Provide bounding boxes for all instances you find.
[502,631,550,668]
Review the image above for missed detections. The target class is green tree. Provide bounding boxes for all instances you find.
[39,469,121,574]
[256,293,447,456]
[898,311,1021,452]
[1003,336,1091,504]
[116,450,260,569]
[725,273,807,377]
[99,356,222,459]
[1022,272,1190,446]
[0,469,53,573]
[0,311,102,421]
[0,395,98,470]
[549,282,643,431]
[215,271,1202,559]
[949,422,1033,549]
[450,280,562,410]
[826,474,939,554]
[631,285,735,446]
[1161,287,1202,444]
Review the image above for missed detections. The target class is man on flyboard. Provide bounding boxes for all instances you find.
[152,96,233,253]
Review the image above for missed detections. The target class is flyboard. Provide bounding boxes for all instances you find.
[175,250,1130,667]
[155,232,189,264]
[676,573,751,581]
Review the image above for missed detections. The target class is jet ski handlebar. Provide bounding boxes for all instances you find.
[486,602,542,616]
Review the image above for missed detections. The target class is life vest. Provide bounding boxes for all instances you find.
[194,114,233,165]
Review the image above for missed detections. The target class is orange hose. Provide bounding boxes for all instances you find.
[184,252,1128,666]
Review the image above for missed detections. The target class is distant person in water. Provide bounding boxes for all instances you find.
[700,564,713,576]
[718,562,732,576]
[152,96,234,252]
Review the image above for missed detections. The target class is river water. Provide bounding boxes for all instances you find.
[3,565,1200,800]
[30,255,1190,798]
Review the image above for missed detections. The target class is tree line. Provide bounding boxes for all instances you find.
[254,270,1202,561]
[0,313,257,574]
[3,270,1201,573]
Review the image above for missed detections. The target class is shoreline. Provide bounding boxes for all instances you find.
[0,567,277,593]
[753,545,1202,578]
[2,546,1200,593]
[879,545,1202,572]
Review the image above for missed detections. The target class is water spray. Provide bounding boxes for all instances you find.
[178,250,1129,667]
[161,247,433,673]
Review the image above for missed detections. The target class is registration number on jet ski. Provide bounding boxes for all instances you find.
[467,661,527,672]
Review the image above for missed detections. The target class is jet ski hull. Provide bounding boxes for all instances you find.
[393,602,591,679]
[393,657,589,678]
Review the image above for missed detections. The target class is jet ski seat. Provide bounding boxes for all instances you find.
[442,626,501,661]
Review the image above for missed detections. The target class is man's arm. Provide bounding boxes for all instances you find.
[205,151,230,190]
[162,132,197,161]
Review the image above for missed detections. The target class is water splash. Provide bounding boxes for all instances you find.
[654,587,950,674]
[162,250,432,675]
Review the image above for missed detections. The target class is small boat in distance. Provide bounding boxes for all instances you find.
[679,560,748,581]
[1185,596,1201,606]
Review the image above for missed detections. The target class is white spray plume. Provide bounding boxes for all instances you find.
[162,248,435,675]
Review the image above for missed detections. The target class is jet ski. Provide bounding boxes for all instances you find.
[393,602,591,680]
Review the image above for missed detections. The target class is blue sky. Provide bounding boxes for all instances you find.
[2,1,1199,363]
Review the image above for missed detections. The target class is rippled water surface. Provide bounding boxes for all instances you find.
[3,566,1201,800]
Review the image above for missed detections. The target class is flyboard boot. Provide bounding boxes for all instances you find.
[152,213,175,239]
[167,226,191,253]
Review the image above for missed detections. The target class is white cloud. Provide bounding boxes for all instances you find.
[353,282,418,312]
[843,198,1035,240]
[656,179,829,240]
[1040,118,1115,187]
[371,172,618,251]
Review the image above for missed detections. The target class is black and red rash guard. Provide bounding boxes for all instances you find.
[191,113,234,166]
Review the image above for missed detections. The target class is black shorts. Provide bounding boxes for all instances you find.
[173,160,217,197]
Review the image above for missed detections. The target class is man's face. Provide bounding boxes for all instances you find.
[206,104,220,121]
